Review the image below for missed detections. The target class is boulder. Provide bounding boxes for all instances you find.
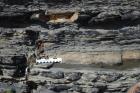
[65,72,83,81]
[41,71,64,79]
[48,85,71,92]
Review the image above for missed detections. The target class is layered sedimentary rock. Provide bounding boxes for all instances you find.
[26,67,140,93]
[0,0,140,93]
[0,28,39,77]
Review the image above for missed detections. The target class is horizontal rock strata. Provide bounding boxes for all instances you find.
[0,0,140,93]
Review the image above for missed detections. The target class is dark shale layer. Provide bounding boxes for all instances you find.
[0,0,140,93]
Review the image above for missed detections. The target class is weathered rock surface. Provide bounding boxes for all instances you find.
[0,0,140,93]
[0,28,39,77]
[65,72,82,81]
[0,0,140,65]
[27,67,140,93]
[41,71,64,79]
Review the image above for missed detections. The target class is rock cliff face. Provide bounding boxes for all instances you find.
[0,28,40,77]
[0,0,140,93]
[28,67,140,93]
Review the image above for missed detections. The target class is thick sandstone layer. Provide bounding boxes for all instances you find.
[54,51,122,65]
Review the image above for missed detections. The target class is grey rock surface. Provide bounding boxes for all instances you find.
[0,0,140,93]
[41,71,64,79]
[27,67,140,93]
